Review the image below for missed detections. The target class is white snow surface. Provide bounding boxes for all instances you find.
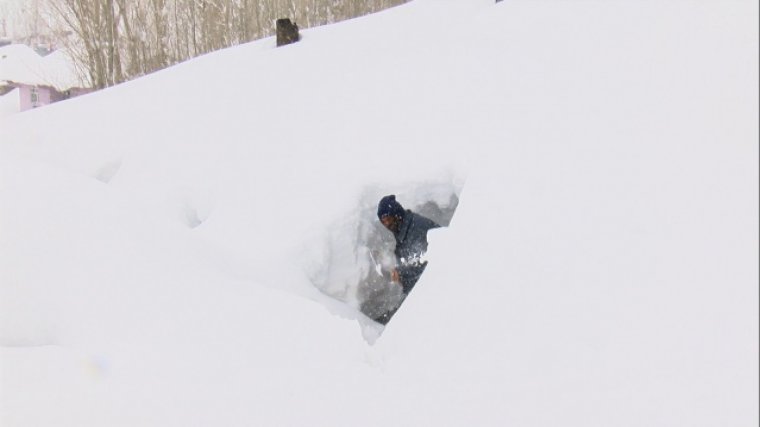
[0,0,758,426]
[0,88,19,117]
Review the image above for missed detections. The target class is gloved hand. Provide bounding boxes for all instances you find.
[391,269,400,284]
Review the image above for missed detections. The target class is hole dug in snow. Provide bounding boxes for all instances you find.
[93,159,122,184]
[168,189,214,229]
[181,201,204,228]
[304,181,460,336]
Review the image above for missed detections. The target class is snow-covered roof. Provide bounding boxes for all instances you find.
[0,44,85,91]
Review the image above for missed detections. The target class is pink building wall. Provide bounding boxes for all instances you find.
[14,83,90,112]
[18,84,52,111]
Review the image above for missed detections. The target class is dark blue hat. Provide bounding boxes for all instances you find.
[377,195,405,219]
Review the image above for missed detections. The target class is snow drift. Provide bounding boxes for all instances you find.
[1,0,757,426]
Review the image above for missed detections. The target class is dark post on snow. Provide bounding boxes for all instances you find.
[276,18,300,47]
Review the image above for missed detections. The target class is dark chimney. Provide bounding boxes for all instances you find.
[276,18,300,47]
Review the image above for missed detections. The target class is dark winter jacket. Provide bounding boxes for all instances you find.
[393,210,440,293]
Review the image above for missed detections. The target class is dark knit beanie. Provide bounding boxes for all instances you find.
[377,195,405,219]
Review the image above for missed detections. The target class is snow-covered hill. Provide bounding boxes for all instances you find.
[1,1,757,426]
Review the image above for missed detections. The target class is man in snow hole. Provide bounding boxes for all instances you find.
[377,195,440,296]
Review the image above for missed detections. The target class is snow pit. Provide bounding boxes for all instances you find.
[92,159,122,184]
[301,180,461,334]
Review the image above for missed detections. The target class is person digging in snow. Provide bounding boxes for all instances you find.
[377,194,440,297]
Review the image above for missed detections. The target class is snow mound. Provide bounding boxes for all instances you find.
[0,87,20,117]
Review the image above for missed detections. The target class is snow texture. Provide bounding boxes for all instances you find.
[0,0,757,426]
[0,88,19,118]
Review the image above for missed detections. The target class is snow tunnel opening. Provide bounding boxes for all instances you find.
[302,179,461,340]
[358,194,458,325]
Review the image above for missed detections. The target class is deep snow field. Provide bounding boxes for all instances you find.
[1,0,758,426]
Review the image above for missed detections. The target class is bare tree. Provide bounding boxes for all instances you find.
[46,0,410,89]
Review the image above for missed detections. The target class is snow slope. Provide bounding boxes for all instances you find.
[1,0,757,426]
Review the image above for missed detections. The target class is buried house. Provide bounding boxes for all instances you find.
[0,44,90,115]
